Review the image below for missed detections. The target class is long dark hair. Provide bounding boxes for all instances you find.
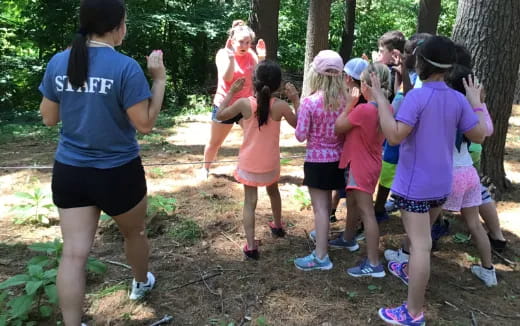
[253,60,281,128]
[67,0,126,88]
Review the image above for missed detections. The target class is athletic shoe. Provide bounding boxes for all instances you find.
[329,213,338,223]
[488,233,507,252]
[388,261,409,286]
[129,272,155,300]
[385,198,398,213]
[268,221,286,237]
[431,218,450,241]
[346,258,386,278]
[294,251,333,271]
[329,233,359,251]
[471,265,497,287]
[81,324,87,326]
[198,167,209,180]
[308,229,317,242]
[375,211,390,223]
[384,248,410,263]
[355,226,365,241]
[243,243,259,260]
[378,303,425,326]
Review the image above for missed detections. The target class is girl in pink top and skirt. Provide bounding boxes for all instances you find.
[216,61,298,260]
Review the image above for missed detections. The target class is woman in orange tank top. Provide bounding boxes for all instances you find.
[216,61,300,260]
[201,20,266,179]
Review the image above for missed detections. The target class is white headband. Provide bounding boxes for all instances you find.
[421,55,453,69]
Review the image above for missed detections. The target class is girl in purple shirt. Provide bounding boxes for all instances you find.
[369,36,488,326]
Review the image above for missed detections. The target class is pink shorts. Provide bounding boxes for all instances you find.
[234,167,280,187]
[443,166,482,211]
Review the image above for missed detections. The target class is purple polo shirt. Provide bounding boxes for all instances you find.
[391,81,479,201]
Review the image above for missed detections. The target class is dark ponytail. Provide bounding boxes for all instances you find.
[67,0,126,88]
[253,60,282,129]
[257,85,271,128]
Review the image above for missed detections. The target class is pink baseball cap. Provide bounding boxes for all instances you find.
[312,50,343,76]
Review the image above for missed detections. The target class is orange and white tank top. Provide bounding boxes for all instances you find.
[213,51,255,107]
[238,97,281,173]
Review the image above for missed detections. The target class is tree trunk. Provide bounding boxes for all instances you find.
[339,0,356,63]
[302,0,332,95]
[417,0,441,34]
[249,0,280,61]
[515,69,520,104]
[452,0,520,198]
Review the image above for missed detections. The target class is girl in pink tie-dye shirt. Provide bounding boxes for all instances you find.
[293,50,348,271]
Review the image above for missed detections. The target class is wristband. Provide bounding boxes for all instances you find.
[473,108,484,113]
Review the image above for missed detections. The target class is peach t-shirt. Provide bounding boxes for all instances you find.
[213,51,255,107]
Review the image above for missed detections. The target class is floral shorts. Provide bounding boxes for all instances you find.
[392,195,447,214]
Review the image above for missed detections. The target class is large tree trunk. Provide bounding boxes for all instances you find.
[249,0,280,61]
[339,0,356,62]
[515,69,520,104]
[417,0,441,34]
[302,0,332,95]
[452,0,520,198]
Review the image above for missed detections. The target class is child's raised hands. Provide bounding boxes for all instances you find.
[284,82,299,103]
[229,77,245,94]
[346,86,361,110]
[367,72,386,101]
[462,74,483,108]
[256,39,266,58]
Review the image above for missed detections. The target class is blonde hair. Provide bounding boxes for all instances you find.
[303,65,348,111]
[228,20,255,41]
[360,63,391,99]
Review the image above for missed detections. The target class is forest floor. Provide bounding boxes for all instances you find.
[1,106,520,326]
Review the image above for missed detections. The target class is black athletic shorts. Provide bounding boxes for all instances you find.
[303,161,345,190]
[52,156,147,216]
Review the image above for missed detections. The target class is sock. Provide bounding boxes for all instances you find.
[483,265,494,270]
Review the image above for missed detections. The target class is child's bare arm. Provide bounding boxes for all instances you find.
[334,109,353,134]
[279,101,297,128]
[462,75,487,144]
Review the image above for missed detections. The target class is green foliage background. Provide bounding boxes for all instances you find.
[0,0,458,113]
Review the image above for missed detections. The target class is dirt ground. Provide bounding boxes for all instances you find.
[1,107,520,326]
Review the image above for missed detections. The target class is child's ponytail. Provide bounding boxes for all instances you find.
[67,29,89,89]
[257,85,271,128]
[253,60,282,129]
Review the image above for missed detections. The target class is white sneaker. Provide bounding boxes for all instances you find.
[471,265,497,287]
[198,167,209,180]
[384,248,410,263]
[129,272,156,300]
[309,230,316,242]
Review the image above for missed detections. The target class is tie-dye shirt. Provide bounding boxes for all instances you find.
[295,92,344,162]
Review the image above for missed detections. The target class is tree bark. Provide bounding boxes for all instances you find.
[249,0,280,61]
[452,0,520,198]
[417,0,441,34]
[302,0,332,95]
[339,0,356,63]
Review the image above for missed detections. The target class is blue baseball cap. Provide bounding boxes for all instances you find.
[343,58,369,80]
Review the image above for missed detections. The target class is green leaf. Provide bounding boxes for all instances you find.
[28,264,43,278]
[28,242,56,254]
[453,233,471,243]
[14,191,35,200]
[367,284,380,292]
[44,284,58,304]
[86,258,107,275]
[28,256,50,267]
[24,280,43,295]
[0,314,7,326]
[8,294,33,318]
[0,274,30,289]
[43,268,57,280]
[39,305,53,318]
[100,213,112,222]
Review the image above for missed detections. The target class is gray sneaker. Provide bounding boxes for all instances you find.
[471,265,497,287]
[329,233,359,252]
[129,272,156,300]
[347,258,386,278]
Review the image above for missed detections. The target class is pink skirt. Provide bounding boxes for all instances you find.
[234,167,280,187]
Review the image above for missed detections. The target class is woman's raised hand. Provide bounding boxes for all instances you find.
[256,39,266,58]
[225,38,235,58]
[147,50,166,81]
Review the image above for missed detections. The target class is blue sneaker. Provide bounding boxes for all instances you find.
[375,211,390,223]
[431,219,450,241]
[378,303,425,326]
[346,258,386,278]
[329,233,359,252]
[388,261,409,286]
[294,251,333,271]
